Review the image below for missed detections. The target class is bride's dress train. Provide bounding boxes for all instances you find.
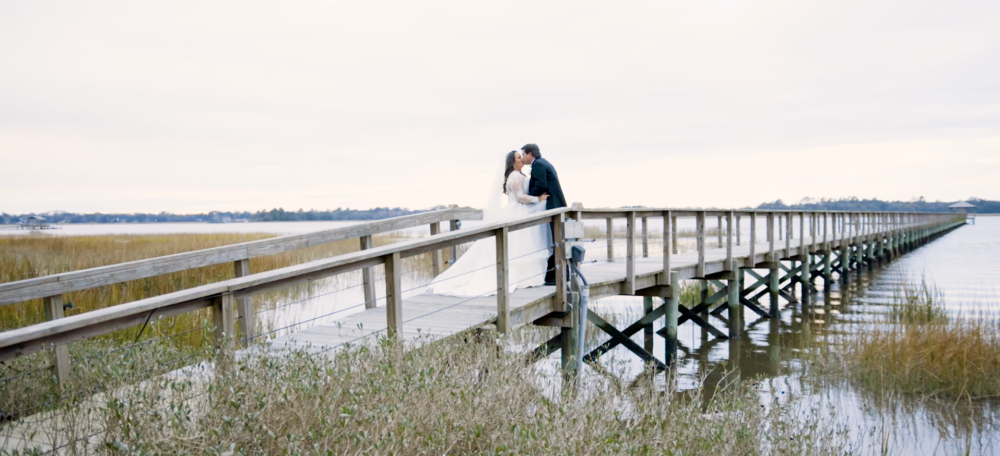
[425,172,551,296]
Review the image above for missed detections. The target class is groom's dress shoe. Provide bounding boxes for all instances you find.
[543,281,556,286]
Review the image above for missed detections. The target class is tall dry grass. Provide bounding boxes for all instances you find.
[844,284,1000,401]
[4,331,850,455]
[0,232,425,346]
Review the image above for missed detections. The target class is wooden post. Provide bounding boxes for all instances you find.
[429,222,443,276]
[641,216,649,258]
[767,212,775,262]
[606,217,614,262]
[234,259,255,346]
[43,295,70,385]
[561,308,579,375]
[728,272,740,339]
[768,265,780,317]
[736,215,742,246]
[626,212,636,295]
[725,211,734,270]
[449,220,460,264]
[696,211,706,277]
[664,272,679,366]
[747,214,756,268]
[643,296,654,352]
[778,215,783,240]
[823,212,829,249]
[213,292,237,348]
[495,227,510,333]
[553,214,567,312]
[360,235,378,309]
[717,215,723,248]
[700,280,709,318]
[671,215,678,255]
[385,252,403,340]
[799,211,806,256]
[661,211,672,286]
[785,213,792,259]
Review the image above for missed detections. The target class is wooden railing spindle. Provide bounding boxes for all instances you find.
[495,227,510,333]
[360,235,378,309]
[42,294,70,385]
[385,252,403,340]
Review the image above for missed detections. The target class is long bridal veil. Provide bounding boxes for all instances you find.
[425,163,552,297]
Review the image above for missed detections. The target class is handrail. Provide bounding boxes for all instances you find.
[0,205,965,382]
[0,206,482,307]
[0,207,571,360]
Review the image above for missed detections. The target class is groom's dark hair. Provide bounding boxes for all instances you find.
[522,143,541,158]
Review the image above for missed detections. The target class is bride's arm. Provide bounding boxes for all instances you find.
[510,173,540,204]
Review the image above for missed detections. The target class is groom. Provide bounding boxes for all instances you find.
[522,143,566,285]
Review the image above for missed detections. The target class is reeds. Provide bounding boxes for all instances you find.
[844,283,1000,401]
[0,232,424,346]
[4,331,849,455]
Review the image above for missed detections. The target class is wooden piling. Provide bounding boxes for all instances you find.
[643,296,654,352]
[664,272,679,366]
[728,272,740,339]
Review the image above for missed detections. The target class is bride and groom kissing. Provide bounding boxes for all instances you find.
[426,143,566,297]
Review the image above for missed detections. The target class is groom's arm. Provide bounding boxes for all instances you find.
[527,164,549,197]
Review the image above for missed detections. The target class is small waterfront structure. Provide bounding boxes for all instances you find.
[19,216,52,230]
[948,201,976,224]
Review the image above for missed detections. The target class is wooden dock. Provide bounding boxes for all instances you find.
[0,206,966,453]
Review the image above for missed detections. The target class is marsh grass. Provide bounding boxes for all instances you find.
[2,330,849,455]
[0,232,429,347]
[842,283,1000,401]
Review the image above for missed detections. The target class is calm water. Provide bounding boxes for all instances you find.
[563,216,1000,455]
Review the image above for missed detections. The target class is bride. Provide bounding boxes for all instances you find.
[426,150,553,297]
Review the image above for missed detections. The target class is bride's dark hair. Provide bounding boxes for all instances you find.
[502,150,518,195]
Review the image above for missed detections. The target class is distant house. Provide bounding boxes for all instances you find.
[948,201,976,224]
[18,216,49,229]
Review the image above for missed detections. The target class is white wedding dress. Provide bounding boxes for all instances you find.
[426,171,552,296]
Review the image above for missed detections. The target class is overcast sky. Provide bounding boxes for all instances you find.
[2,0,998,214]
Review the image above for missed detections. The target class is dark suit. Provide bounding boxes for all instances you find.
[527,158,566,210]
[526,157,566,284]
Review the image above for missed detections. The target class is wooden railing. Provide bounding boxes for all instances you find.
[0,206,964,387]
[0,207,569,376]
[577,208,964,293]
[0,206,482,382]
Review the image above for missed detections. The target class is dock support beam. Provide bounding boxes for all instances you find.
[664,272,679,366]
[643,296,654,352]
[728,271,741,339]
[768,264,780,317]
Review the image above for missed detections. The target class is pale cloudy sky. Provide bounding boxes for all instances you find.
[1,0,998,214]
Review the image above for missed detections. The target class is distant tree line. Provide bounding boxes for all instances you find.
[755,197,998,213]
[0,207,442,224]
